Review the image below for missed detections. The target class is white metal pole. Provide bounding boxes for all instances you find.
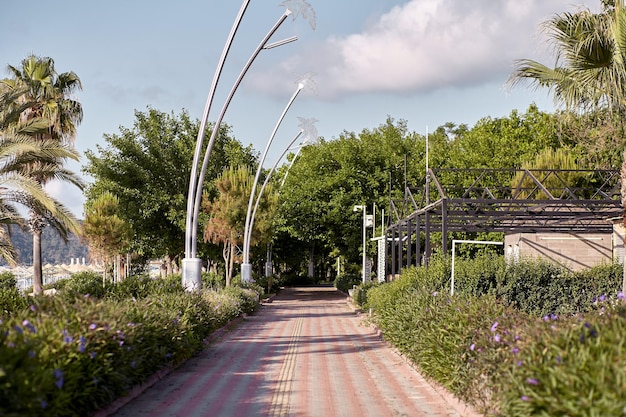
[242,83,304,282]
[362,206,367,283]
[450,239,504,295]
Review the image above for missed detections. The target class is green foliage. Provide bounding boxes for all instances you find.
[366,256,626,415]
[201,271,226,290]
[333,273,361,293]
[221,286,260,315]
[0,273,261,416]
[83,108,256,265]
[82,191,130,268]
[498,306,626,416]
[54,271,106,300]
[0,287,29,316]
[352,281,379,308]
[497,259,622,316]
[0,271,16,290]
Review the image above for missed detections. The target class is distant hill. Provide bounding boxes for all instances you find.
[2,226,89,266]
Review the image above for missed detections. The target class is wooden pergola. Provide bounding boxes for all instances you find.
[385,168,622,277]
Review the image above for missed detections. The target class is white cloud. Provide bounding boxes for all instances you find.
[250,0,593,99]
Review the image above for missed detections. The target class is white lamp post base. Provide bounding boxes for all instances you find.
[241,263,253,282]
[182,258,202,291]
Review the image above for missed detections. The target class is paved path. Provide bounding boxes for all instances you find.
[105,286,479,417]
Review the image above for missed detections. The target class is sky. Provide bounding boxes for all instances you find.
[1,0,601,218]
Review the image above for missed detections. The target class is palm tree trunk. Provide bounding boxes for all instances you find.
[32,228,43,295]
[29,211,45,295]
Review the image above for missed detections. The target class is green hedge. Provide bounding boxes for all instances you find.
[0,273,261,417]
[365,256,626,415]
[334,273,361,293]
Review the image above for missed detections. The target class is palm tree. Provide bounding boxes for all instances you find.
[1,55,84,294]
[508,0,626,294]
[0,87,71,266]
[508,1,626,114]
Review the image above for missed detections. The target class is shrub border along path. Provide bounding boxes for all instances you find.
[347,298,482,417]
[92,315,247,417]
[103,286,478,417]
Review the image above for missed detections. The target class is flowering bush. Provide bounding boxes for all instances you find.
[0,276,260,416]
[366,257,626,416]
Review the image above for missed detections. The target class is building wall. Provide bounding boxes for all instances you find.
[504,232,615,271]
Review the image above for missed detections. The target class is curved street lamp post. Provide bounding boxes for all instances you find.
[182,1,315,290]
[244,118,319,279]
[241,76,316,282]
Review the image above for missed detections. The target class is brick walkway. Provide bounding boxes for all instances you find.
[104,286,481,417]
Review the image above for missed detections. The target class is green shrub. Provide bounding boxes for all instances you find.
[0,287,30,316]
[222,286,259,314]
[0,271,17,291]
[105,274,155,300]
[55,271,105,300]
[202,271,225,290]
[334,273,360,293]
[368,257,626,416]
[353,281,380,308]
[0,282,261,417]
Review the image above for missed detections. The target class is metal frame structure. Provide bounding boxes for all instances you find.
[385,168,622,277]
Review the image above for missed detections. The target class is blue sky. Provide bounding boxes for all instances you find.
[1,0,599,217]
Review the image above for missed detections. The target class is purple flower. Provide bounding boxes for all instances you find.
[550,313,558,321]
[131,361,136,368]
[90,352,97,359]
[490,322,498,332]
[521,395,530,402]
[62,329,73,344]
[29,305,36,312]
[598,294,607,302]
[432,291,438,297]
[54,369,64,389]
[618,292,625,300]
[41,400,47,409]
[543,315,550,322]
[526,377,539,385]
[89,323,97,330]
[517,360,524,367]
[512,347,519,355]
[78,342,86,353]
[494,334,501,343]
[14,325,23,335]
[22,320,36,333]
[28,350,35,358]
[470,343,476,351]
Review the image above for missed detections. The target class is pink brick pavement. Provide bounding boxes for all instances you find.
[103,286,481,417]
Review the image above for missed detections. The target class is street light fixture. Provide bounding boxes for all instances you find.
[241,75,316,282]
[245,118,318,271]
[182,1,316,291]
[353,205,367,283]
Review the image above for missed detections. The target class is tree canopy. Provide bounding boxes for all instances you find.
[83,108,256,271]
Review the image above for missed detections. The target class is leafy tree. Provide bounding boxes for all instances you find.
[83,108,256,274]
[82,191,130,284]
[1,56,83,293]
[275,118,423,277]
[512,148,588,199]
[202,165,277,285]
